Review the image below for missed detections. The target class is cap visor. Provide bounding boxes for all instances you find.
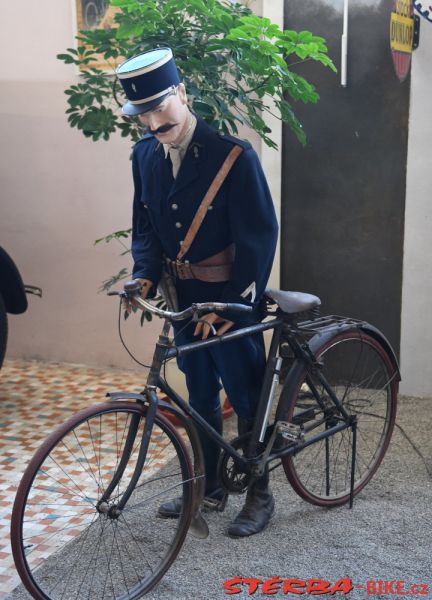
[121,94,170,117]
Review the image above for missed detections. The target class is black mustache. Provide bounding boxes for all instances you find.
[147,123,178,135]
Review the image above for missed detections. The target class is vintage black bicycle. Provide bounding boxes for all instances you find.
[11,281,399,600]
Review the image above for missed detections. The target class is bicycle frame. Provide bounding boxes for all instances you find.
[11,290,401,600]
[104,298,400,517]
[158,317,285,476]
[161,315,357,469]
[105,312,367,513]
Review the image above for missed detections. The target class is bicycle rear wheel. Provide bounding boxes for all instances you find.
[11,401,194,600]
[279,330,398,507]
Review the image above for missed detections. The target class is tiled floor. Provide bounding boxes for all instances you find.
[0,358,155,599]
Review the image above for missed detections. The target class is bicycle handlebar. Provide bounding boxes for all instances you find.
[109,280,253,322]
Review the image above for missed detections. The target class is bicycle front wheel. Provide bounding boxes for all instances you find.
[11,401,194,600]
[279,330,398,507]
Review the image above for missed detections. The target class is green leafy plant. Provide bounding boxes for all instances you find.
[95,227,168,324]
[95,229,131,293]
[58,0,335,148]
[59,0,336,314]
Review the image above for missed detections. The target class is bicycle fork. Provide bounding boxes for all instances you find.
[97,322,177,517]
[96,387,159,517]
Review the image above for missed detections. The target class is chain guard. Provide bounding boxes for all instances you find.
[219,433,251,494]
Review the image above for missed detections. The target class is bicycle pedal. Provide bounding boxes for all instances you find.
[201,494,228,513]
[276,421,304,441]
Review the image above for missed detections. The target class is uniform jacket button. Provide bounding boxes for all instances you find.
[175,222,182,228]
[171,203,178,210]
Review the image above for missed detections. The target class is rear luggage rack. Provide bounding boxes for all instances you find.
[294,315,365,335]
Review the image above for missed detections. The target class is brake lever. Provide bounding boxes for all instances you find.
[194,317,217,337]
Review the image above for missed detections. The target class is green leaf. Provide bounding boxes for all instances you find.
[298,30,314,43]
[192,100,216,118]
[57,53,76,64]
[116,21,146,40]
[95,229,132,245]
[99,267,130,293]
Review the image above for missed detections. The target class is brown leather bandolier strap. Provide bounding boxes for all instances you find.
[165,244,235,282]
[176,144,243,262]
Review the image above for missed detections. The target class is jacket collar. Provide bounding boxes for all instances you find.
[152,116,218,197]
[162,112,197,158]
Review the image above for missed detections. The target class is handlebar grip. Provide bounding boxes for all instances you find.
[221,303,253,313]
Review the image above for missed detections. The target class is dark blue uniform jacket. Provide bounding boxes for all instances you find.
[131,117,278,322]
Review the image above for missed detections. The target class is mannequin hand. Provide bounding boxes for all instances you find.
[122,278,153,315]
[193,312,234,339]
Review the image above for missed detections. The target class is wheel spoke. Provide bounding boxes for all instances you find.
[283,332,397,506]
[13,404,194,600]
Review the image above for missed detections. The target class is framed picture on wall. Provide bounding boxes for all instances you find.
[74,0,121,70]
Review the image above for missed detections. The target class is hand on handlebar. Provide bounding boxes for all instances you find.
[122,278,153,315]
[193,312,234,339]
[118,281,253,323]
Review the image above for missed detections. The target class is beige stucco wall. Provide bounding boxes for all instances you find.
[0,78,162,369]
[0,0,161,369]
[400,20,432,397]
[0,1,275,376]
[261,0,282,290]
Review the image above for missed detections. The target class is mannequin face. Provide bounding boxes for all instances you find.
[138,84,190,145]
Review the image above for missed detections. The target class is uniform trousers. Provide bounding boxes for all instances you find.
[173,321,266,421]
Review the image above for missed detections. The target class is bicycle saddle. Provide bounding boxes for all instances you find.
[265,288,321,314]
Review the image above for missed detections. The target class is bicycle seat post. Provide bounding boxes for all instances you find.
[247,323,284,460]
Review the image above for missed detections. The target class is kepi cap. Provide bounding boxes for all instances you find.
[116,48,181,116]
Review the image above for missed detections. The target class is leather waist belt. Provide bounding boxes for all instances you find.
[164,244,235,282]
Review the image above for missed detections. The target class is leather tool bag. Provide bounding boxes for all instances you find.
[164,244,235,282]
[158,145,243,311]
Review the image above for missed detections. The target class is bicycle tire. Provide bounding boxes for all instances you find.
[278,330,398,507]
[11,401,194,600]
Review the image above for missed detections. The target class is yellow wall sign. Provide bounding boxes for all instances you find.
[390,1,414,53]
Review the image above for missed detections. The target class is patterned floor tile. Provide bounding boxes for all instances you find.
[0,358,184,600]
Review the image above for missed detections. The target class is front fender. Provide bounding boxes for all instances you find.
[106,390,206,514]
[155,400,207,515]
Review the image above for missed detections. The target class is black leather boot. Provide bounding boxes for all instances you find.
[227,417,275,538]
[158,408,227,518]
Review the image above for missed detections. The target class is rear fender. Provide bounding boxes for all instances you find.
[277,320,401,421]
[306,322,401,382]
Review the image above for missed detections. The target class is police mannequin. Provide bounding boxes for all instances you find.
[116,48,278,537]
